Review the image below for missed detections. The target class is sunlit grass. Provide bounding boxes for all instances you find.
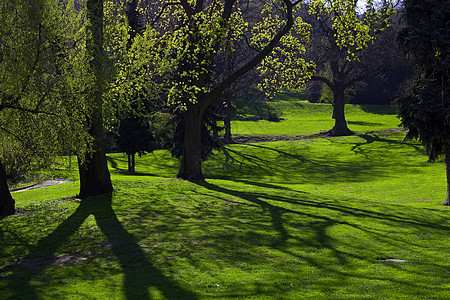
[1,128,448,299]
[230,101,400,137]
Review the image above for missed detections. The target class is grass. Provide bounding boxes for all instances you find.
[0,102,449,299]
[230,100,399,137]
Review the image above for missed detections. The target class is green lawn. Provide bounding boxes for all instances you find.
[1,103,449,299]
[231,101,400,137]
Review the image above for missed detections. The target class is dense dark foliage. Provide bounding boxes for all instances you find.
[396,0,450,205]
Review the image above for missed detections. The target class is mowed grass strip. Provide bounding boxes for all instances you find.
[1,128,448,299]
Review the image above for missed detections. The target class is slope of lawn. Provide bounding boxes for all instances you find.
[1,127,448,299]
[231,100,400,137]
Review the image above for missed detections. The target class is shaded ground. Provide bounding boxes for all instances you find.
[231,128,405,144]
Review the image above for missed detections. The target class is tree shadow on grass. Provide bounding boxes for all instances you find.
[213,142,384,185]
[351,133,422,152]
[347,120,383,126]
[192,180,449,294]
[2,194,197,300]
[208,133,429,186]
[107,156,179,179]
[358,105,397,115]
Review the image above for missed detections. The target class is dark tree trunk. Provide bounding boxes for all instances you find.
[126,0,140,45]
[127,153,136,174]
[329,86,353,136]
[178,105,204,180]
[78,0,113,199]
[0,161,15,216]
[223,96,233,144]
[445,142,450,206]
[78,139,113,198]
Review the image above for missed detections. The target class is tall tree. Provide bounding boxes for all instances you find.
[128,0,310,180]
[77,0,113,198]
[0,0,88,216]
[303,0,395,135]
[396,0,450,205]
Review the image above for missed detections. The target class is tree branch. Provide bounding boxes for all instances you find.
[201,0,297,112]
[239,34,262,53]
[310,75,334,89]
[180,0,194,17]
[151,2,182,26]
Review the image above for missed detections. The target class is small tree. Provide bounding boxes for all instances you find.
[396,0,450,205]
[117,115,155,174]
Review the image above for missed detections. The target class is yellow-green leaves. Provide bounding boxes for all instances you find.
[257,8,314,98]
[309,0,394,61]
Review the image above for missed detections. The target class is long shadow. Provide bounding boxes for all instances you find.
[2,194,197,299]
[195,180,448,245]
[106,156,120,171]
[193,180,448,291]
[358,104,397,115]
[351,133,422,157]
[194,180,337,250]
[215,142,392,185]
[245,144,321,166]
[347,120,382,126]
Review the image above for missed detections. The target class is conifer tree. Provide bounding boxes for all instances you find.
[396,0,450,205]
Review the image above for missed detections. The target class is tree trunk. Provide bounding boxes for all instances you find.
[329,86,353,136]
[78,141,113,199]
[444,142,450,205]
[178,105,204,180]
[127,153,136,174]
[78,0,113,199]
[0,161,15,216]
[223,96,233,144]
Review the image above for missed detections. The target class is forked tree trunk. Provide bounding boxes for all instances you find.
[127,153,135,174]
[0,161,15,216]
[445,142,450,206]
[329,86,353,136]
[178,106,204,180]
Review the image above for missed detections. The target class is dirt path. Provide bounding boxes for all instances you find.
[11,180,73,193]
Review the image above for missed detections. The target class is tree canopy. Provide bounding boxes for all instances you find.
[0,0,91,215]
[301,0,396,135]
[115,0,311,179]
[396,0,450,205]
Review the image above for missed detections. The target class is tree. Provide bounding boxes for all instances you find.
[117,115,156,174]
[77,0,113,198]
[396,0,450,205]
[303,0,395,135]
[127,0,309,180]
[0,0,88,216]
